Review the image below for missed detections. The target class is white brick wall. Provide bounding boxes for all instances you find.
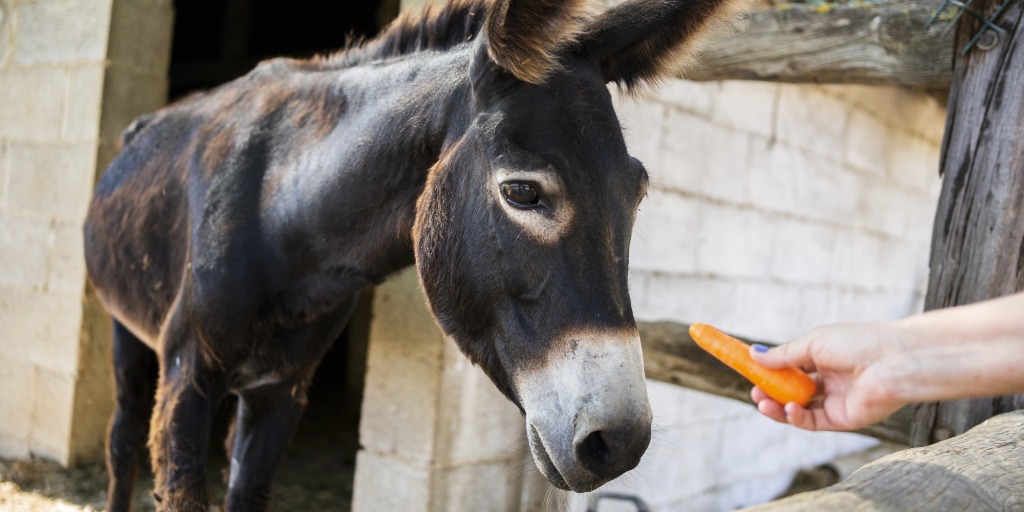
[562,79,946,511]
[0,0,173,465]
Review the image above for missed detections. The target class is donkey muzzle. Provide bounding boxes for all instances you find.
[516,328,652,492]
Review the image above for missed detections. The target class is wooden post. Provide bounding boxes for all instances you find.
[909,0,1024,446]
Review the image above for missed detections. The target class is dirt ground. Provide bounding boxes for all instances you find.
[0,395,358,512]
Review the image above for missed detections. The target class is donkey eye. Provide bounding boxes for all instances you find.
[501,181,541,208]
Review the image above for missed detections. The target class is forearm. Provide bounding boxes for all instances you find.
[886,292,1024,403]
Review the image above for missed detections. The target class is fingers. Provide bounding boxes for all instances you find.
[750,338,815,372]
[752,386,831,431]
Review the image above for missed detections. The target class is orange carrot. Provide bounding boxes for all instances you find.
[689,323,817,407]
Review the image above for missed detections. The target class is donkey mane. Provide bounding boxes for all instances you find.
[314,0,490,70]
[310,0,591,84]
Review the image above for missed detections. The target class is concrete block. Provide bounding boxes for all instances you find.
[107,0,173,74]
[68,289,115,465]
[715,414,801,483]
[843,108,890,177]
[746,139,800,216]
[0,288,83,374]
[797,285,833,331]
[99,65,170,146]
[0,0,12,68]
[904,192,938,244]
[0,213,50,292]
[29,367,75,464]
[626,268,650,314]
[15,0,112,65]
[888,132,941,194]
[774,84,851,162]
[437,338,524,465]
[659,111,751,203]
[829,229,882,290]
[769,219,835,285]
[715,473,798,511]
[646,380,750,429]
[711,81,779,139]
[0,67,68,140]
[615,93,666,170]
[630,189,700,275]
[96,139,121,179]
[0,356,37,458]
[821,84,947,142]
[0,142,7,207]
[637,274,740,327]
[694,202,773,279]
[359,268,444,463]
[648,78,717,117]
[47,218,88,296]
[854,178,906,238]
[62,64,106,140]
[7,141,97,218]
[358,337,442,463]
[730,280,804,341]
[752,140,865,229]
[431,461,521,512]
[352,450,431,512]
[875,238,924,294]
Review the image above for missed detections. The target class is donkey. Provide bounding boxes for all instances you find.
[84,0,746,510]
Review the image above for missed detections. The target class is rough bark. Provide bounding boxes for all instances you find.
[910,0,1024,446]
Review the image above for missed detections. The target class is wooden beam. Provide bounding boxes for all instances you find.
[683,0,953,87]
[910,0,1024,446]
[737,410,1024,511]
[638,321,914,446]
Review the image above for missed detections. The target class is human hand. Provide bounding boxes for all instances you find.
[748,322,911,432]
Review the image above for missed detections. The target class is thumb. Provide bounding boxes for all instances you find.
[750,340,813,371]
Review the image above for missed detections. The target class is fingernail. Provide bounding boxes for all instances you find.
[752,343,769,353]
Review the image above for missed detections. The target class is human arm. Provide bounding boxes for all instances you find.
[749,292,1024,431]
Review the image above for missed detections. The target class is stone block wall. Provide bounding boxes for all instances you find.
[0,0,172,465]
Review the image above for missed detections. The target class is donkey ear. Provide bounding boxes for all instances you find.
[482,0,591,84]
[580,0,750,90]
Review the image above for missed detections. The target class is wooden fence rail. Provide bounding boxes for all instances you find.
[739,410,1024,511]
[685,0,953,87]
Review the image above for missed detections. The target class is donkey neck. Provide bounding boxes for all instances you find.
[265,46,476,287]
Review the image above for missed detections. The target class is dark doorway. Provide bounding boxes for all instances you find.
[169,0,399,100]
[168,1,396,508]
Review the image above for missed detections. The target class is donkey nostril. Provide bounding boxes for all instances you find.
[577,430,613,472]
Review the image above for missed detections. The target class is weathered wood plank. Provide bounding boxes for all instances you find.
[682,0,954,86]
[738,410,1024,511]
[910,0,1024,446]
[638,321,914,445]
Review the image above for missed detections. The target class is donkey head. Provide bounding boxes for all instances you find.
[414,0,746,492]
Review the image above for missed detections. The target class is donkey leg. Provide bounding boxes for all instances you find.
[222,384,307,512]
[148,349,223,512]
[106,320,158,512]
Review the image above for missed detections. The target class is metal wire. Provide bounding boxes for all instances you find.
[925,0,1019,54]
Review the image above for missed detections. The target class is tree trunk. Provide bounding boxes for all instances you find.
[910,0,1024,446]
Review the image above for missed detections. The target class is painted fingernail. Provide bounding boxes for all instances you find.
[752,343,769,353]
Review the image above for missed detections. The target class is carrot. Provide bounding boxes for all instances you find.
[689,323,817,407]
